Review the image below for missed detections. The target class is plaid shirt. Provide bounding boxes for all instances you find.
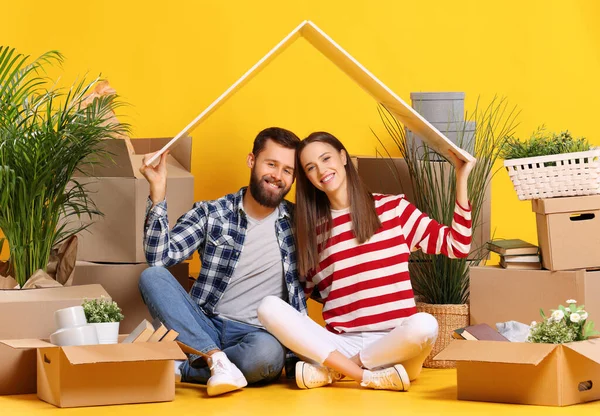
[144,187,307,316]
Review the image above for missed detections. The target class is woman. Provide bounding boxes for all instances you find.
[257,132,475,391]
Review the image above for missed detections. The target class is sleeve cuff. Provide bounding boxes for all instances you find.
[146,197,167,218]
[456,200,472,212]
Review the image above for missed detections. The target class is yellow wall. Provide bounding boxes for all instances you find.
[2,0,600,271]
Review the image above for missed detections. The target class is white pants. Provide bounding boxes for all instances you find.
[257,296,438,381]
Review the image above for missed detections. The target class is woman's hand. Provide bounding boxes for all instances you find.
[446,150,476,208]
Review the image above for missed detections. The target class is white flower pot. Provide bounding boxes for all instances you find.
[92,322,120,344]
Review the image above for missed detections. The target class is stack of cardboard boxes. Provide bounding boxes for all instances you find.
[71,137,195,333]
[470,195,600,330]
[440,194,600,406]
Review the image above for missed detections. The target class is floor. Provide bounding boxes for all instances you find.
[2,369,598,415]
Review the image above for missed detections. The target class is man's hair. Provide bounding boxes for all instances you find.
[252,127,300,156]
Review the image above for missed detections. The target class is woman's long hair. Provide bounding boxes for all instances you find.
[295,132,381,277]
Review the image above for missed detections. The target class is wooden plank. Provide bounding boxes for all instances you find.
[145,20,475,166]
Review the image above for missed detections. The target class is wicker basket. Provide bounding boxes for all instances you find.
[504,149,600,201]
[416,302,469,369]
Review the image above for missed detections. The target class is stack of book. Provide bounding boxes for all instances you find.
[122,318,179,343]
[487,239,541,270]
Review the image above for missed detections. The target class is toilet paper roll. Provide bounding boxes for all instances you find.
[54,305,87,330]
[50,325,99,346]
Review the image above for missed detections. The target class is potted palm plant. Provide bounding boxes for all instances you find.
[376,97,519,367]
[0,46,127,288]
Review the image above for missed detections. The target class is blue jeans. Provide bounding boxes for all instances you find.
[139,266,285,385]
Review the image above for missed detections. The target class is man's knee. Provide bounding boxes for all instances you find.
[237,332,285,384]
[139,266,170,294]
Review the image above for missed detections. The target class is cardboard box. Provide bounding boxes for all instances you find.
[352,156,491,256]
[0,339,45,396]
[72,261,190,334]
[0,284,110,339]
[33,340,186,407]
[0,284,110,395]
[470,266,600,328]
[73,137,194,263]
[436,338,600,406]
[532,196,600,271]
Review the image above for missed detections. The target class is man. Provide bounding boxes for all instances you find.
[138,127,307,396]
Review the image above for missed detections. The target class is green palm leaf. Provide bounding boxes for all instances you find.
[0,46,128,286]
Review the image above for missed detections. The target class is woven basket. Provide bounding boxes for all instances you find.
[504,149,600,201]
[416,302,469,369]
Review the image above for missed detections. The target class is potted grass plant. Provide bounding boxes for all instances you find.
[501,127,597,200]
[0,46,127,288]
[375,97,519,367]
[0,237,7,278]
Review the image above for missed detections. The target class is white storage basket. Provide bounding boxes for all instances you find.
[504,149,600,200]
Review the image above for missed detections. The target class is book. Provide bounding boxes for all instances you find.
[121,319,154,344]
[501,254,541,263]
[500,259,542,270]
[147,318,168,342]
[456,324,510,342]
[453,327,477,341]
[487,239,539,256]
[452,327,466,340]
[160,329,180,342]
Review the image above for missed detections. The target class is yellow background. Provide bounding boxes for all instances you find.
[1,0,600,274]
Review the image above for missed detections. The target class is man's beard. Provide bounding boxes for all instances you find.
[249,168,290,208]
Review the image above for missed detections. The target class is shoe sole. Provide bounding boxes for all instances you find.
[207,377,248,396]
[393,364,410,391]
[296,361,309,389]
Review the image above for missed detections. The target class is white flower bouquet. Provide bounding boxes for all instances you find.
[528,299,598,344]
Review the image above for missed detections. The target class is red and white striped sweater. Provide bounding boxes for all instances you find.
[304,194,472,334]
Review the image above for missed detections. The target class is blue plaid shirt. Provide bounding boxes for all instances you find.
[144,187,307,316]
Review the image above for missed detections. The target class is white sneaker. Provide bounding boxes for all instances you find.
[360,364,410,391]
[206,352,248,396]
[174,360,184,377]
[296,361,344,389]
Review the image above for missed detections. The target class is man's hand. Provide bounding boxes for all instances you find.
[140,150,170,205]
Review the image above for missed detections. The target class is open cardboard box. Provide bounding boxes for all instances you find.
[351,156,491,257]
[25,339,186,408]
[0,284,110,395]
[73,137,194,263]
[532,195,600,271]
[435,338,600,406]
